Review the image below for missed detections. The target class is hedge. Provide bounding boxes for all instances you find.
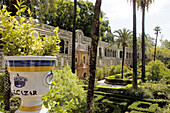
[94,94,104,102]
[95,101,121,113]
[105,78,132,85]
[106,72,131,79]
[128,101,159,112]
[130,110,144,113]
[142,99,169,108]
[95,91,134,100]
[95,84,132,93]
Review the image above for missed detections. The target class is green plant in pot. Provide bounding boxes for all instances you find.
[0,1,60,113]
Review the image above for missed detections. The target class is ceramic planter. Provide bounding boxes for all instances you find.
[4,56,56,113]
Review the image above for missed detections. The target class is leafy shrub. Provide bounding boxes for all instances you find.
[105,78,132,86]
[141,80,170,99]
[146,60,170,82]
[96,68,104,80]
[0,101,10,113]
[114,64,128,75]
[108,65,115,76]
[102,66,109,77]
[125,87,153,99]
[0,3,60,56]
[157,104,170,113]
[43,66,86,113]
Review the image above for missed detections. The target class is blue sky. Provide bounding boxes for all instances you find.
[88,0,170,45]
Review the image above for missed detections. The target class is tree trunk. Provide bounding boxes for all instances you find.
[4,66,11,111]
[72,0,77,73]
[133,0,138,89]
[86,0,101,113]
[121,46,125,79]
[9,0,17,16]
[141,3,146,82]
[154,31,158,61]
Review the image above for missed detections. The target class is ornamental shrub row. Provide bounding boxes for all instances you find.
[128,101,159,113]
[105,78,132,85]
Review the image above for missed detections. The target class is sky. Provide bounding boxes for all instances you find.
[88,0,170,45]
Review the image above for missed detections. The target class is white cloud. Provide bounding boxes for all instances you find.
[147,0,170,16]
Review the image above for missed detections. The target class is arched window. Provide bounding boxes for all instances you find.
[99,47,102,57]
[105,48,107,56]
[113,50,115,57]
[107,49,109,57]
[126,52,128,58]
[83,73,86,79]
[83,56,86,64]
[111,50,113,57]
[129,52,131,58]
[78,32,82,44]
[88,46,91,56]
[65,41,68,54]
[59,39,64,53]
[115,50,117,58]
[120,51,123,58]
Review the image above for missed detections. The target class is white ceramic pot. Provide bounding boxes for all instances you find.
[4,56,56,113]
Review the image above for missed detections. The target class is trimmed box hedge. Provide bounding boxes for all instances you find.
[94,94,104,102]
[95,102,121,113]
[128,101,159,113]
[102,99,128,110]
[95,91,134,100]
[95,84,132,93]
[130,110,144,113]
[142,98,169,108]
[105,78,132,85]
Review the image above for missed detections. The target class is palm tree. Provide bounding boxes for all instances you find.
[153,26,161,61]
[128,0,138,89]
[72,0,77,73]
[137,0,154,82]
[114,28,132,79]
[86,0,102,113]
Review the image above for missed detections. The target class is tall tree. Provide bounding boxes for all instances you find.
[114,28,132,79]
[72,0,77,73]
[137,0,154,82]
[128,0,138,89]
[86,0,102,113]
[133,0,138,89]
[154,26,161,61]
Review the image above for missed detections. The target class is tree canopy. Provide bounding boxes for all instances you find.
[0,0,113,39]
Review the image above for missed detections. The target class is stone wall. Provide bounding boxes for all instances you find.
[0,23,141,71]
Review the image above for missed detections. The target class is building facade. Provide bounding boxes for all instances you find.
[0,23,141,78]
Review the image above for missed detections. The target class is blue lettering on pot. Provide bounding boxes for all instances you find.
[13,90,37,96]
[14,74,28,88]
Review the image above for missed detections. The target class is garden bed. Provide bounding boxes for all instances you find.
[128,101,159,113]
